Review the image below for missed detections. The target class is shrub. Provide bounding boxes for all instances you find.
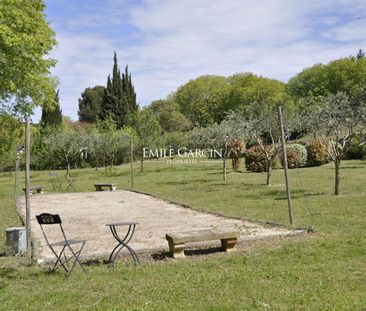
[228,139,246,172]
[344,134,366,160]
[306,139,330,167]
[245,145,278,172]
[279,143,308,168]
[279,146,301,169]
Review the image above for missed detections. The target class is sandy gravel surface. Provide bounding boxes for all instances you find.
[19,191,300,260]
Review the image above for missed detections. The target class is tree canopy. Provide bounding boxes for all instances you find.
[309,90,366,195]
[147,99,191,132]
[0,0,57,112]
[78,85,105,123]
[174,75,230,127]
[0,113,23,169]
[227,73,287,113]
[287,56,366,98]
[41,89,63,127]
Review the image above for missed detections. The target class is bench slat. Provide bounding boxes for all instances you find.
[166,229,239,244]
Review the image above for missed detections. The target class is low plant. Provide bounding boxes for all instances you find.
[279,143,308,169]
[306,139,330,167]
[228,138,246,172]
[245,145,278,172]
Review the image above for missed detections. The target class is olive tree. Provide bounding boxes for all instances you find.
[310,90,366,195]
[45,130,86,177]
[134,109,163,172]
[190,116,246,181]
[240,103,300,186]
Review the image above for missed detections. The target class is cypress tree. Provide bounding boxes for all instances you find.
[356,49,365,60]
[101,53,138,128]
[41,89,63,127]
[128,72,138,112]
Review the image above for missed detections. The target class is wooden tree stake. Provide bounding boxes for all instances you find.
[278,106,294,226]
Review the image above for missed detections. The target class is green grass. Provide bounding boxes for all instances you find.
[1,159,366,310]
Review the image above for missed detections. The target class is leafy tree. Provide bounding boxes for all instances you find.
[243,106,280,186]
[0,0,57,112]
[134,109,163,172]
[190,117,246,181]
[40,89,63,127]
[287,56,366,99]
[174,75,230,126]
[227,73,287,114]
[78,85,105,123]
[101,53,137,128]
[94,115,124,172]
[310,91,366,195]
[0,113,23,170]
[161,131,189,153]
[45,130,86,177]
[31,125,62,170]
[147,99,191,132]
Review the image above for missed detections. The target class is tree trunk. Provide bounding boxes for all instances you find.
[335,158,340,195]
[67,162,71,178]
[266,160,272,186]
[141,157,144,173]
[223,159,227,181]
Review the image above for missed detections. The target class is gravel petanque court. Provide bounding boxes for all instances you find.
[19,191,299,261]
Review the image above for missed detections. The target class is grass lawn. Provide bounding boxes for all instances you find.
[1,159,366,310]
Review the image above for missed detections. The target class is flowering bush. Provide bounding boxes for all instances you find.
[306,139,330,167]
[245,145,278,172]
[279,143,308,168]
[228,138,246,172]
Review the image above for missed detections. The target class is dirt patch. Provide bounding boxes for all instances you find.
[19,191,304,261]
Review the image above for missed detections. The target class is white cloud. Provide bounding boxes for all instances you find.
[42,0,366,121]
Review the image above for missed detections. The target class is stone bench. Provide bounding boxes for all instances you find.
[165,229,240,258]
[22,186,45,195]
[94,183,117,191]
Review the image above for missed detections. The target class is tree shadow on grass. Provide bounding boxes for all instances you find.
[156,179,213,186]
[233,188,327,201]
[340,165,366,170]
[0,267,17,280]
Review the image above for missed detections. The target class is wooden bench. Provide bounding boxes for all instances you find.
[94,183,117,191]
[22,186,45,195]
[165,229,240,258]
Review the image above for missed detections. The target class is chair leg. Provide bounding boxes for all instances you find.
[66,242,86,274]
[51,246,69,273]
[49,243,86,275]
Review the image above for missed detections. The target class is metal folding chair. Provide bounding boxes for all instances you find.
[49,172,63,191]
[66,172,77,192]
[36,213,86,275]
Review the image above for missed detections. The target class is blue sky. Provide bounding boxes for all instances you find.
[37,0,366,121]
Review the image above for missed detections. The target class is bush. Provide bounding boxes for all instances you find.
[306,139,330,167]
[344,134,366,160]
[245,145,278,172]
[279,143,308,168]
[228,139,245,172]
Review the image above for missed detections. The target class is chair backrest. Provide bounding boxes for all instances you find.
[36,213,67,247]
[36,213,62,225]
